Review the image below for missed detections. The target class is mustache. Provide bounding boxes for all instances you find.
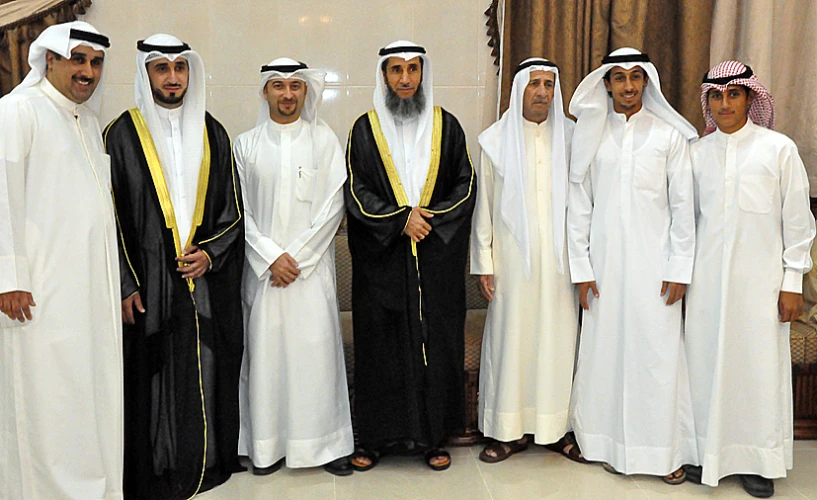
[532,97,549,104]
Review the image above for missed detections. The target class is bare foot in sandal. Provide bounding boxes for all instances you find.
[478,436,529,463]
[544,432,589,464]
[662,467,686,485]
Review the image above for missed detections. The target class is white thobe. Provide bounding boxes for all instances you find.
[686,121,815,486]
[155,105,196,247]
[234,118,353,468]
[393,116,427,207]
[0,79,123,499]
[471,118,578,444]
[566,107,697,474]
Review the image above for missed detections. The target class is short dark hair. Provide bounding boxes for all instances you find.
[47,50,63,61]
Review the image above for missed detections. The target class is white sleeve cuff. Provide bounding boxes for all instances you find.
[663,256,694,285]
[470,248,494,275]
[569,257,595,284]
[0,255,30,294]
[781,269,804,294]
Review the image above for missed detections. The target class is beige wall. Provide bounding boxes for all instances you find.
[82,0,498,158]
[711,0,817,195]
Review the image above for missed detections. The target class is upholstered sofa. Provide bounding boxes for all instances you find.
[334,231,817,441]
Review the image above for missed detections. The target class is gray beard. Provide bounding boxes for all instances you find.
[385,84,425,120]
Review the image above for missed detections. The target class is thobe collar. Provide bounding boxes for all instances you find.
[39,77,84,116]
[269,117,303,133]
[395,115,419,128]
[522,117,549,131]
[714,119,755,142]
[607,103,647,125]
[155,103,184,123]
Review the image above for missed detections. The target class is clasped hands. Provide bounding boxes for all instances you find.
[403,206,434,243]
[269,253,300,288]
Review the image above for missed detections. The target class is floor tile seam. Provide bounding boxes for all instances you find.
[628,475,653,500]
[468,445,496,500]
[793,482,814,500]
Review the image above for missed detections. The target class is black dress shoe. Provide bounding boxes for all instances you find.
[740,475,774,498]
[324,456,353,476]
[252,457,285,476]
[683,465,703,484]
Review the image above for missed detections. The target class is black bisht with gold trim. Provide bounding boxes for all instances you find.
[344,106,476,448]
[105,109,245,500]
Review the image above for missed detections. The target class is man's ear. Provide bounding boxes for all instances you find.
[45,51,55,71]
[603,78,612,92]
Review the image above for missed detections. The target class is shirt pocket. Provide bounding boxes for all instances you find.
[738,174,776,214]
[296,167,318,202]
[633,155,666,192]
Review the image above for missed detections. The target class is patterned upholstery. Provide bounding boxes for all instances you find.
[791,320,817,364]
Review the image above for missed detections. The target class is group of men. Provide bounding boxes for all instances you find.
[0,20,812,500]
[472,47,814,500]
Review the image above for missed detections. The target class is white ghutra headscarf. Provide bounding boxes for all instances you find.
[478,58,570,276]
[373,40,434,207]
[256,58,326,126]
[134,34,206,246]
[13,21,111,114]
[255,57,345,226]
[569,47,698,183]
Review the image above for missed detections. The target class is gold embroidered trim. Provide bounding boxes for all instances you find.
[104,117,140,288]
[187,128,211,249]
[367,110,410,206]
[425,143,475,215]
[127,108,211,291]
[418,106,443,206]
[346,116,408,219]
[127,110,210,499]
[197,117,242,245]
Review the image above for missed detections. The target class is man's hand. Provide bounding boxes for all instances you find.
[176,245,209,279]
[577,281,599,311]
[403,206,434,243]
[0,291,36,323]
[661,281,687,306]
[269,253,300,288]
[122,292,145,325]
[779,291,804,323]
[478,275,496,301]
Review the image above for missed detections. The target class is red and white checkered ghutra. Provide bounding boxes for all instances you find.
[700,60,775,135]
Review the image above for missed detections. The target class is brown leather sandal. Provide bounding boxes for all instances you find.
[544,432,589,464]
[478,437,529,464]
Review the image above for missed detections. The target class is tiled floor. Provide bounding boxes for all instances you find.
[198,440,817,499]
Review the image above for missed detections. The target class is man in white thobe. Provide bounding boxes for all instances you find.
[684,61,815,498]
[235,58,352,477]
[566,48,699,483]
[0,22,123,500]
[471,58,583,464]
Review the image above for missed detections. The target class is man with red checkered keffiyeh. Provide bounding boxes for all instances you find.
[684,60,816,498]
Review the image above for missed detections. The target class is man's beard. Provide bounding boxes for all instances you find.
[152,85,187,106]
[385,84,425,119]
